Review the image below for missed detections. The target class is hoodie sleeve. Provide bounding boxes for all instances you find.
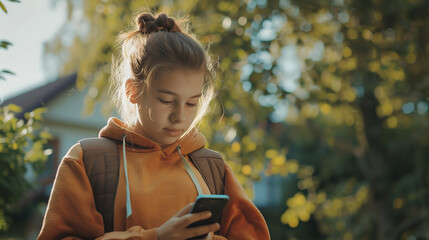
[37,143,157,240]
[215,163,270,240]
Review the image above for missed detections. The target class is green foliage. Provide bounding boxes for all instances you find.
[0,41,12,49]
[0,41,15,81]
[0,0,51,233]
[0,1,6,13]
[0,70,15,81]
[0,0,20,14]
[46,0,429,239]
[0,105,51,231]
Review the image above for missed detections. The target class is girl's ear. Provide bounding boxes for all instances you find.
[125,79,140,104]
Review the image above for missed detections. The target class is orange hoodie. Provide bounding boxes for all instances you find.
[38,118,270,239]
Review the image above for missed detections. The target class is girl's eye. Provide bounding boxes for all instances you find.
[186,103,197,107]
[159,99,173,104]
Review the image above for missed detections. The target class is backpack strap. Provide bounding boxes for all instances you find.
[188,148,226,195]
[188,148,226,233]
[79,137,120,233]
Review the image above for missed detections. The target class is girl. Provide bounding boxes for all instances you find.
[38,11,270,240]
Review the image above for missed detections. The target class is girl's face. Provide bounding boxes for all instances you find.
[130,68,204,148]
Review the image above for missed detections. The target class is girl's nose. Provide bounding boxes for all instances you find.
[170,104,186,123]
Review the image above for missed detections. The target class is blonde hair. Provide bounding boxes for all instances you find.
[110,11,217,136]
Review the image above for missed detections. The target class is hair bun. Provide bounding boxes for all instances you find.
[136,13,157,34]
[136,13,181,34]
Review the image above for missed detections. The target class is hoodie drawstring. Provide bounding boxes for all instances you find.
[177,145,203,196]
[122,134,132,218]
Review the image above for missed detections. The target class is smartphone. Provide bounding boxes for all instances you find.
[186,194,229,239]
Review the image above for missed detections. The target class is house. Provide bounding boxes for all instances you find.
[2,73,111,159]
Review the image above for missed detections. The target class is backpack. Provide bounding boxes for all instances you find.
[79,137,226,233]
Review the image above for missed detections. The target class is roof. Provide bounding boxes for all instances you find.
[1,73,78,114]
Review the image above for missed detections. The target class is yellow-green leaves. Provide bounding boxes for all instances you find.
[4,104,22,113]
[0,105,51,230]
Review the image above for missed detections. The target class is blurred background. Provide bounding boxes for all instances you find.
[1,0,429,239]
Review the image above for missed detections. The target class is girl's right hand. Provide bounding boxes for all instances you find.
[156,203,220,240]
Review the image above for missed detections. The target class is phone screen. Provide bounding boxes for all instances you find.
[186,194,229,239]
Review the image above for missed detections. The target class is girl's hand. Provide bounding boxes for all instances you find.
[156,203,220,240]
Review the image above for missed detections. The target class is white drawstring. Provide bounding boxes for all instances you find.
[177,145,203,196]
[122,134,132,218]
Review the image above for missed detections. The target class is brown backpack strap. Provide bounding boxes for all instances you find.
[79,137,119,233]
[188,148,226,194]
[188,148,226,233]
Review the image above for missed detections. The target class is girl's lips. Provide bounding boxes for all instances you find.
[164,128,183,137]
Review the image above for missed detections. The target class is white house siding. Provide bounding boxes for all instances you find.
[42,86,112,159]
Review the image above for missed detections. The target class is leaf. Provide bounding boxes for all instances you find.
[0,40,12,49]
[1,70,14,75]
[32,107,47,115]
[39,131,53,140]
[6,104,22,113]
[0,1,7,13]
[0,0,20,14]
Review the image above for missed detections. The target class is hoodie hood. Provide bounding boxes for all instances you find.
[99,117,206,157]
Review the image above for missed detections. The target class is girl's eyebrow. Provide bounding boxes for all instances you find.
[157,89,202,98]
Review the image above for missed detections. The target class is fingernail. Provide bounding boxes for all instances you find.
[206,211,212,217]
